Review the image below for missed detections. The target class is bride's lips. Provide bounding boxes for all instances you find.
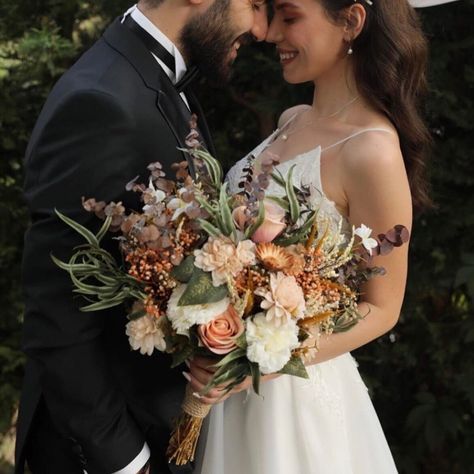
[278,48,299,66]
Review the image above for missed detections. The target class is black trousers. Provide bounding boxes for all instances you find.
[24,399,193,474]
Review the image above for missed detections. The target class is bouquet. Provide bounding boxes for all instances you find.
[53,116,409,465]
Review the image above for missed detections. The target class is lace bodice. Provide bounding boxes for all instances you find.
[226,123,351,236]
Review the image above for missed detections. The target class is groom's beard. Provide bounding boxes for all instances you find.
[179,0,250,84]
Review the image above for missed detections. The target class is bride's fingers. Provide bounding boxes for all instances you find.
[184,372,229,405]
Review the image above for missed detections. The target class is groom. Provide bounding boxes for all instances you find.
[15,1,267,473]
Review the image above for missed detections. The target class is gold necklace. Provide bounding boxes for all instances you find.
[279,96,360,141]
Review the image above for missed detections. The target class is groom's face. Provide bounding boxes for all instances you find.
[180,0,268,83]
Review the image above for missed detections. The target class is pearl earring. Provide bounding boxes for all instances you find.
[347,46,354,55]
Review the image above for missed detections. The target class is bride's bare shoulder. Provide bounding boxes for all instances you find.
[277,104,311,128]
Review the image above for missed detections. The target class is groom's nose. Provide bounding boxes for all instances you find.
[250,5,269,42]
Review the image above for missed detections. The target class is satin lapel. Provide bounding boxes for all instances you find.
[155,73,197,175]
[103,18,195,174]
[103,18,162,93]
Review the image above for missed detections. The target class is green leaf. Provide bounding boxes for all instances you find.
[219,182,235,236]
[266,195,290,212]
[198,218,222,238]
[245,199,265,239]
[234,332,248,350]
[187,148,223,187]
[250,362,261,395]
[171,344,194,368]
[270,170,286,188]
[194,195,218,216]
[285,165,300,223]
[274,211,316,246]
[96,215,113,242]
[213,348,247,369]
[278,356,309,379]
[177,267,228,306]
[202,360,249,395]
[170,255,196,283]
[55,209,99,247]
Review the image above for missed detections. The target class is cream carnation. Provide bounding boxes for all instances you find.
[125,314,167,356]
[236,239,257,266]
[194,236,255,286]
[166,284,230,336]
[255,272,306,326]
[246,313,299,374]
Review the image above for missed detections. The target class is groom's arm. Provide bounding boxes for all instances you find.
[23,89,152,474]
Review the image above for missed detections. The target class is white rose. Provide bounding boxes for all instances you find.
[246,313,300,374]
[166,284,230,336]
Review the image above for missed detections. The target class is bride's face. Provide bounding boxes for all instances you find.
[266,0,348,84]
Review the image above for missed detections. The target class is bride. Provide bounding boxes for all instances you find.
[187,0,431,472]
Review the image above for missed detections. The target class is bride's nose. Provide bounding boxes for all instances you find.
[265,16,284,44]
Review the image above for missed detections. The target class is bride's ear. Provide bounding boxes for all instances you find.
[342,4,367,42]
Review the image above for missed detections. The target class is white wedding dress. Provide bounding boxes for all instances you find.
[195,119,399,474]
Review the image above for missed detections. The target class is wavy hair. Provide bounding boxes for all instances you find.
[321,0,432,212]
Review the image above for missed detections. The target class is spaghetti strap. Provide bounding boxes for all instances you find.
[322,128,394,153]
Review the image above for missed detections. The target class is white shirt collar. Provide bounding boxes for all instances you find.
[122,4,187,84]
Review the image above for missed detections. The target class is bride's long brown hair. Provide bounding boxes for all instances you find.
[321,0,432,212]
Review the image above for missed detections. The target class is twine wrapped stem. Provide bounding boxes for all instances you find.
[167,385,211,466]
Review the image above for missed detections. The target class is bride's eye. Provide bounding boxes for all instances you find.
[283,17,297,24]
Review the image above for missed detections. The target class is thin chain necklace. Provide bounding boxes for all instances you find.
[279,96,360,141]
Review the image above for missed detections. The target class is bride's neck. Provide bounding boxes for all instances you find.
[311,62,359,119]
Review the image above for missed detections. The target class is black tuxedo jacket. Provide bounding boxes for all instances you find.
[16,18,214,474]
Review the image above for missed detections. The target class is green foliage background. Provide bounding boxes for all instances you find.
[0,1,472,472]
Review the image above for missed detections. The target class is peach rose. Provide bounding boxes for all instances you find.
[198,305,244,355]
[251,200,286,243]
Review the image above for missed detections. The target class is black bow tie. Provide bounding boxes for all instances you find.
[123,15,199,92]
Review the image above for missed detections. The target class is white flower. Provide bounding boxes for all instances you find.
[354,224,378,256]
[166,284,230,336]
[142,178,166,214]
[246,313,300,374]
[167,188,195,221]
[125,314,167,356]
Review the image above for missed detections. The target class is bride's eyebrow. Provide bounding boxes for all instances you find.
[274,2,300,11]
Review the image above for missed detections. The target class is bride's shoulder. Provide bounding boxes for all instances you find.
[340,124,407,183]
[277,104,311,128]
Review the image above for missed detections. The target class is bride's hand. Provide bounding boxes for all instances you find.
[184,356,280,405]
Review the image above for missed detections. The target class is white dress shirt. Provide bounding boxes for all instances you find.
[123,4,190,108]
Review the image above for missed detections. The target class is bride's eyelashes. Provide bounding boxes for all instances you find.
[283,17,298,24]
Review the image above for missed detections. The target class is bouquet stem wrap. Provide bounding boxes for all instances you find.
[167,385,211,466]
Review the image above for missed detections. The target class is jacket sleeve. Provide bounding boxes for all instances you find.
[22,89,149,474]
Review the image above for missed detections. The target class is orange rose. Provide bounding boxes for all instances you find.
[197,305,244,355]
[251,200,286,243]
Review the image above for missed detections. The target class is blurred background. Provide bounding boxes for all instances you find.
[0,1,472,473]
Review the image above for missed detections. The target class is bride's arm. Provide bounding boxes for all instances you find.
[305,130,413,365]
